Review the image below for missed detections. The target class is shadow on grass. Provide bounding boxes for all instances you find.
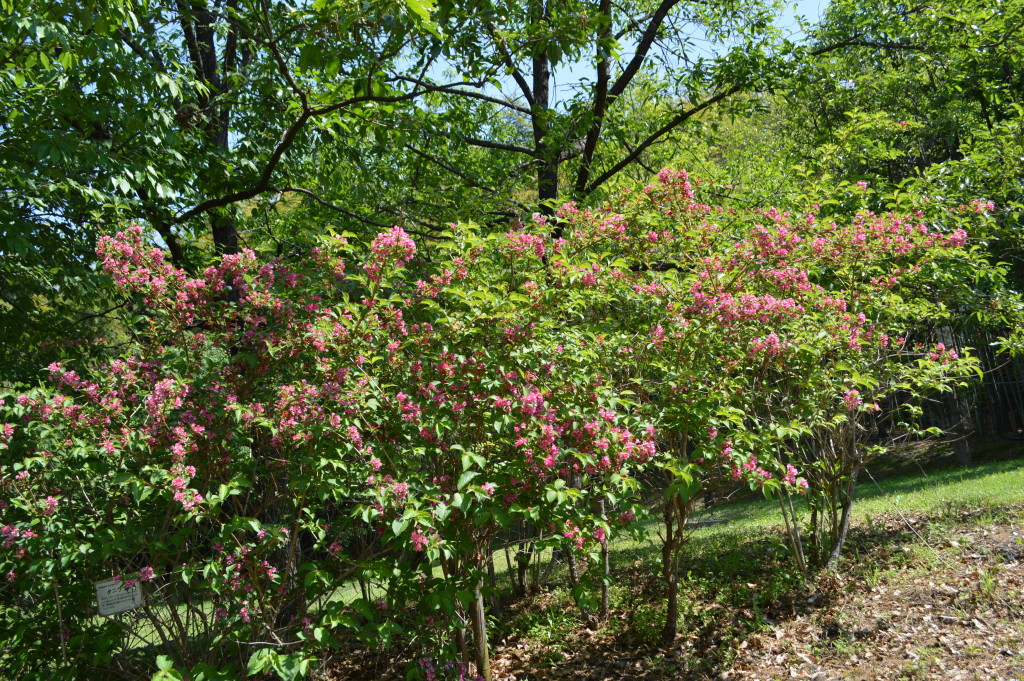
[857,456,1024,501]
[672,455,1024,534]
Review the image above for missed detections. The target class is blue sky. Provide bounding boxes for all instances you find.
[461,0,834,108]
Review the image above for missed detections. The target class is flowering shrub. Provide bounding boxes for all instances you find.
[0,169,1002,680]
[538,168,990,640]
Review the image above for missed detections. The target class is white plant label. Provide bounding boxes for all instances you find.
[95,579,143,616]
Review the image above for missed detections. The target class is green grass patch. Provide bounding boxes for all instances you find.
[680,456,1024,542]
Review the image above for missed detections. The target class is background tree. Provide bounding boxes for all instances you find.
[0,0,453,380]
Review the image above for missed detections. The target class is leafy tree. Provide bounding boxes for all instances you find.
[0,0,452,380]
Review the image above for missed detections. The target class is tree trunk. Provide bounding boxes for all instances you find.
[566,549,598,629]
[599,499,610,621]
[600,539,610,622]
[530,534,543,594]
[824,465,859,571]
[530,0,560,224]
[469,581,492,681]
[515,522,534,597]
[659,494,680,646]
[178,0,241,256]
[455,624,469,666]
[211,210,239,255]
[504,542,519,595]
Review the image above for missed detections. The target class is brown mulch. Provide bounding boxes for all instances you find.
[728,518,1024,681]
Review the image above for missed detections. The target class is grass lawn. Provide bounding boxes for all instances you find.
[685,454,1024,536]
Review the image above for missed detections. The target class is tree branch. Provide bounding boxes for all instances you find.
[404,144,522,201]
[115,29,167,72]
[607,0,682,101]
[259,0,308,110]
[584,85,741,197]
[811,39,927,56]
[394,76,532,114]
[574,0,613,196]
[271,186,394,228]
[458,135,536,155]
[171,81,484,223]
[174,0,208,106]
[486,23,535,106]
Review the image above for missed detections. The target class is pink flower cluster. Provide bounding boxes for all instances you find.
[371,226,416,266]
[928,343,959,364]
[843,389,862,411]
[502,230,547,259]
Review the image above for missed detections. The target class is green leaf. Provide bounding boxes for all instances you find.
[272,653,311,681]
[457,470,478,490]
[404,0,434,20]
[246,649,276,676]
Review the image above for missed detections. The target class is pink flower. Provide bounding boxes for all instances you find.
[42,496,59,516]
[370,227,416,268]
[140,566,154,582]
[650,324,666,346]
[410,529,428,552]
[843,389,861,412]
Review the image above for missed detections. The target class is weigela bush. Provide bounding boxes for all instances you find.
[0,169,999,680]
